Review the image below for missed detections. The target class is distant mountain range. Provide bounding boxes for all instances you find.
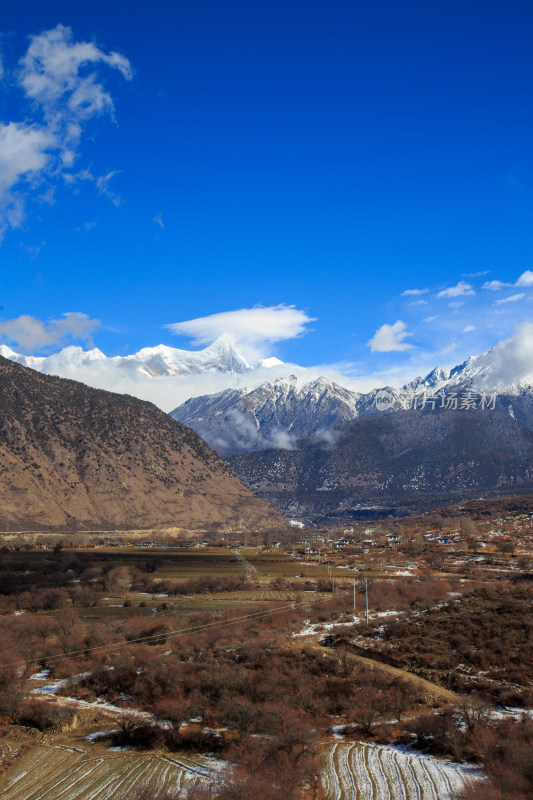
[169,344,533,523]
[170,344,533,457]
[4,336,533,525]
[0,356,286,531]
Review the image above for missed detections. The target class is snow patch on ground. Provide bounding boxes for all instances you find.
[29,669,51,680]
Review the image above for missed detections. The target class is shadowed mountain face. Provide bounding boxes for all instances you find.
[171,376,361,456]
[227,409,533,525]
[0,357,286,531]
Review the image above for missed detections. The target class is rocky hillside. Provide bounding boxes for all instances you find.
[0,357,286,531]
[228,409,533,524]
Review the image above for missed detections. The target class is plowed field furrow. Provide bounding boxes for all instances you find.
[390,751,408,800]
[0,745,214,800]
[344,744,357,799]
[322,742,479,800]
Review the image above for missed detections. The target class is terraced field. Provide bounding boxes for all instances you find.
[322,741,479,800]
[0,744,217,800]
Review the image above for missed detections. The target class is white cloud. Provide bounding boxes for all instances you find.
[437,281,475,298]
[367,320,415,352]
[494,293,526,305]
[408,299,428,306]
[6,320,533,412]
[448,301,464,308]
[0,25,131,239]
[25,240,46,257]
[483,279,510,291]
[0,341,420,413]
[516,270,533,287]
[423,315,438,323]
[483,271,533,291]
[441,340,459,354]
[0,122,57,236]
[18,24,132,123]
[96,171,122,206]
[402,288,428,296]
[0,312,100,352]
[475,322,533,388]
[153,212,164,229]
[0,122,55,194]
[463,325,475,333]
[165,305,315,359]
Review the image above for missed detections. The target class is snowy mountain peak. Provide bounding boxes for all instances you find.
[0,336,254,381]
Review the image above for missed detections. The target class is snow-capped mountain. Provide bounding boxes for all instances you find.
[0,334,253,379]
[171,376,361,455]
[171,344,533,456]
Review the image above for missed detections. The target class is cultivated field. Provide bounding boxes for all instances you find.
[0,743,215,800]
[322,741,479,800]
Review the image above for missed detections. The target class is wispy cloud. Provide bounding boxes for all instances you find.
[483,271,533,290]
[24,240,46,257]
[0,25,132,240]
[401,288,428,296]
[483,279,510,291]
[367,320,415,352]
[165,304,315,360]
[441,340,459,354]
[78,220,97,231]
[494,293,526,305]
[96,171,122,206]
[437,281,475,298]
[153,212,164,229]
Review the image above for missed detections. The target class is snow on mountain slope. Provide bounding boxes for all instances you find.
[171,343,533,456]
[3,327,533,427]
[171,375,362,455]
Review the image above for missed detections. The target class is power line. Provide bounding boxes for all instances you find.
[2,587,360,673]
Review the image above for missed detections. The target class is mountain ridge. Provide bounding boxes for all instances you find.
[170,344,533,456]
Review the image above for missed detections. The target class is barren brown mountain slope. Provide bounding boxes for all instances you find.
[0,356,286,530]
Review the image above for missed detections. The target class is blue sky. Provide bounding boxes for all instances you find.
[2,0,533,388]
